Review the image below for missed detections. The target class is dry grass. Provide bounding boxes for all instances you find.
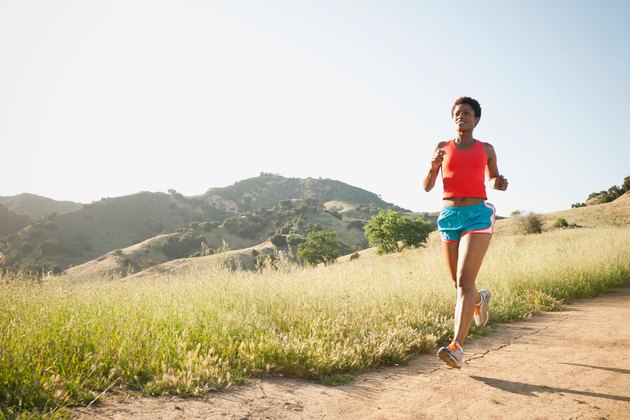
[1,225,629,417]
[493,191,630,235]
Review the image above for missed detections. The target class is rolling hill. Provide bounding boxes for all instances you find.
[2,175,405,276]
[201,173,407,215]
[0,193,82,219]
[0,191,232,273]
[0,205,31,237]
[65,198,372,280]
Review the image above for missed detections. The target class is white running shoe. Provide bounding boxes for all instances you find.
[474,289,491,327]
[437,340,463,369]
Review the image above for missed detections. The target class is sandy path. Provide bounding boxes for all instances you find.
[74,285,630,419]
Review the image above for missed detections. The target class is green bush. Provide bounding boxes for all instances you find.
[364,210,433,255]
[553,218,569,228]
[160,234,205,259]
[297,230,340,266]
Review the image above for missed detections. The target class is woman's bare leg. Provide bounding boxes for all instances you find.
[442,241,459,287]
[452,234,492,345]
[443,239,482,326]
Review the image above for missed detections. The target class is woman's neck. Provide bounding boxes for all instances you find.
[454,131,474,144]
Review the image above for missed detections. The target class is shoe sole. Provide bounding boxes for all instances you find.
[437,350,461,369]
[475,291,491,327]
[482,292,491,326]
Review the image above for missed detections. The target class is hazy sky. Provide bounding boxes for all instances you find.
[1,1,628,214]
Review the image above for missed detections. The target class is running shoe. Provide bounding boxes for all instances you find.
[474,289,491,327]
[437,340,463,369]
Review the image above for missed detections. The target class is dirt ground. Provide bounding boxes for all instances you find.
[74,285,630,419]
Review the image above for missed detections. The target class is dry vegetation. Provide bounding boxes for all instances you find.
[2,213,629,417]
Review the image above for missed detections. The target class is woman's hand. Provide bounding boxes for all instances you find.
[431,149,445,171]
[491,175,508,191]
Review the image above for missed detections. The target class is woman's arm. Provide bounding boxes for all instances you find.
[484,143,508,191]
[423,142,447,192]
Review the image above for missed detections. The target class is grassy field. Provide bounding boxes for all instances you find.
[1,226,629,417]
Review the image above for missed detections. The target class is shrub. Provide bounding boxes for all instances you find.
[515,213,543,234]
[270,234,288,247]
[553,218,569,228]
[160,234,205,259]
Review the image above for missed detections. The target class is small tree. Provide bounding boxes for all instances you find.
[515,213,543,234]
[297,230,340,266]
[364,209,433,255]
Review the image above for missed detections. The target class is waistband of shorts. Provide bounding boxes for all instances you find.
[442,201,490,211]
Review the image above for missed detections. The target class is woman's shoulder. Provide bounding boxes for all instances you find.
[479,140,495,150]
[479,141,497,158]
[437,140,451,148]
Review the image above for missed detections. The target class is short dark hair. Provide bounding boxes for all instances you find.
[451,97,481,119]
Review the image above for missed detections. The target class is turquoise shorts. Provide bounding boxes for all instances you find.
[437,201,496,242]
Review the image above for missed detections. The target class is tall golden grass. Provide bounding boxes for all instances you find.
[1,226,629,417]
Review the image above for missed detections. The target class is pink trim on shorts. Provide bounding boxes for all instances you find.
[461,202,496,236]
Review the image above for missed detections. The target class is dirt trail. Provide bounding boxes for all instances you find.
[74,286,630,419]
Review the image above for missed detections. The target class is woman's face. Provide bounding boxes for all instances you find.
[452,104,480,132]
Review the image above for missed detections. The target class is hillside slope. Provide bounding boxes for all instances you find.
[0,205,31,237]
[202,173,407,215]
[0,193,82,219]
[66,198,370,280]
[1,192,231,272]
[3,175,405,276]
[493,191,630,235]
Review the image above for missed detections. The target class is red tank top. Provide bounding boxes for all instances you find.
[441,140,487,199]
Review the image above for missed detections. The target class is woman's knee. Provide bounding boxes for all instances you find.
[456,276,476,292]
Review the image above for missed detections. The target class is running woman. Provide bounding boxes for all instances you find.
[422,96,508,368]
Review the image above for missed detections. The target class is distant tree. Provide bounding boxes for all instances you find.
[583,175,629,205]
[270,234,288,247]
[297,230,340,266]
[38,239,65,256]
[571,202,586,208]
[19,258,61,276]
[168,189,184,200]
[160,233,205,259]
[306,223,323,234]
[364,209,433,255]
